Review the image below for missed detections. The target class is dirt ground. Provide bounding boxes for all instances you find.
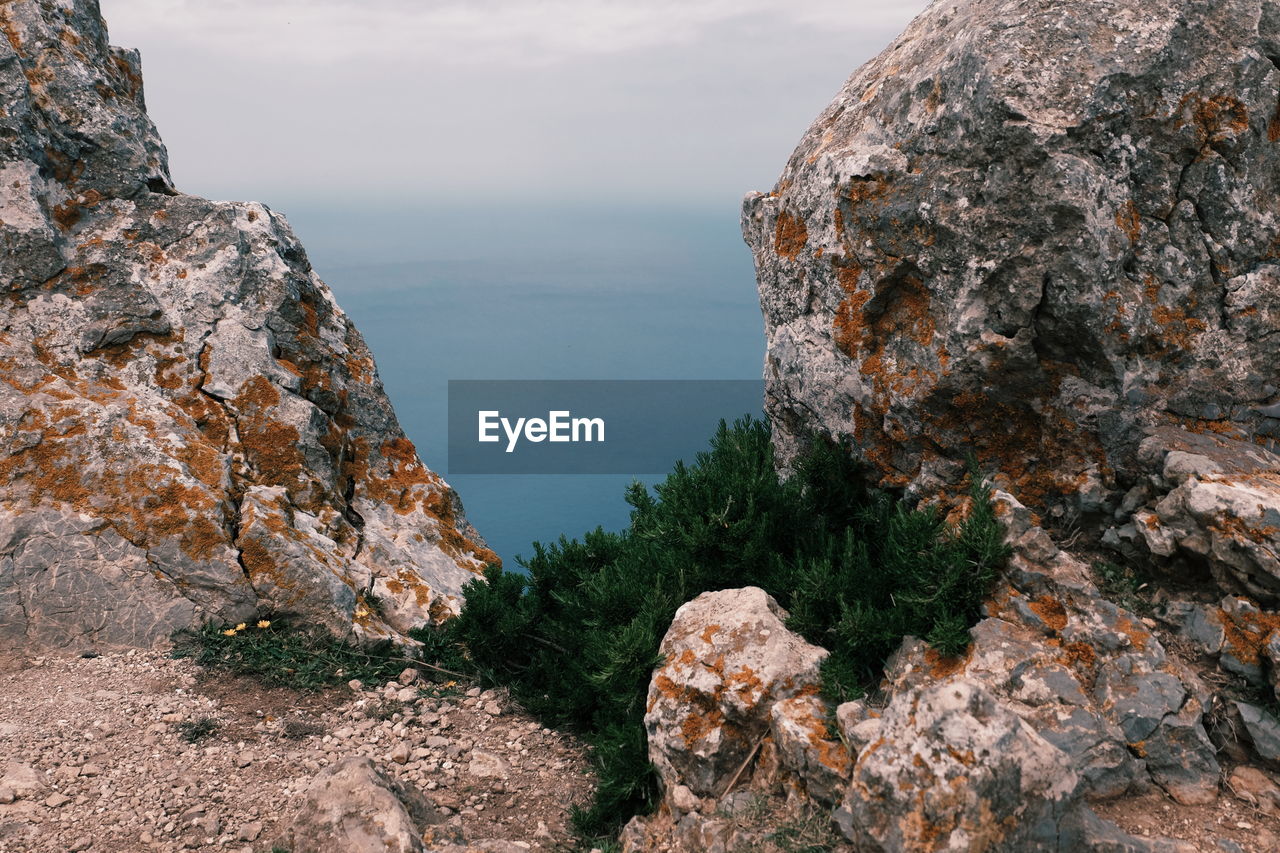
[0,649,594,852]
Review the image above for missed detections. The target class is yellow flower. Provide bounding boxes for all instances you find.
[445,680,457,688]
[222,628,237,636]
[354,607,369,619]
[235,623,247,631]
[256,620,271,629]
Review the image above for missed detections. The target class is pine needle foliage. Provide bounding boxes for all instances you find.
[446,418,1009,840]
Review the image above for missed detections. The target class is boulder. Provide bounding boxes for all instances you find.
[1134,430,1280,603]
[643,586,827,798]
[768,693,852,804]
[743,0,1280,529]
[0,0,496,652]
[833,680,1077,851]
[274,756,441,853]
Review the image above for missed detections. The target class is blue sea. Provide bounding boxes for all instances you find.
[284,203,766,569]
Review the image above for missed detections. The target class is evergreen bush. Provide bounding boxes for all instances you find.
[446,417,1009,839]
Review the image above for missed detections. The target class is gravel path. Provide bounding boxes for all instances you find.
[0,650,593,852]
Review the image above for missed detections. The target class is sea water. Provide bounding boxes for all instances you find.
[286,201,765,570]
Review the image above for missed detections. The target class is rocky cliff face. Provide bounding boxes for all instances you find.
[0,0,495,652]
[617,0,1280,849]
[743,0,1280,542]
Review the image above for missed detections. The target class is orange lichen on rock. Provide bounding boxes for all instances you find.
[774,211,808,260]
[924,646,971,679]
[1116,200,1141,245]
[833,267,871,359]
[1059,641,1097,672]
[342,434,497,568]
[1028,596,1068,632]
[1219,606,1280,664]
[1211,511,1280,545]
[1178,93,1250,142]
[681,706,727,748]
[0,391,232,564]
[1113,615,1150,651]
[725,664,766,703]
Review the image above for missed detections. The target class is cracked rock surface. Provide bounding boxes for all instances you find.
[743,0,1280,528]
[0,0,496,652]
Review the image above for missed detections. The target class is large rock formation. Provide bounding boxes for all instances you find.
[0,0,496,651]
[621,1,1280,849]
[743,0,1280,542]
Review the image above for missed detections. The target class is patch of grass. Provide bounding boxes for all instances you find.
[172,617,426,691]
[176,716,220,743]
[767,804,843,853]
[1093,559,1154,616]
[447,418,1008,841]
[282,718,326,740]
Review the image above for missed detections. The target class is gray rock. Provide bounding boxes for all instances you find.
[1035,707,1148,800]
[643,587,827,798]
[834,699,882,755]
[1266,631,1280,702]
[1236,701,1280,763]
[1136,432,1280,603]
[1142,697,1220,805]
[275,756,441,853]
[1058,807,1198,853]
[1094,661,1185,743]
[742,0,1280,539]
[0,0,495,653]
[877,537,1218,803]
[833,680,1077,851]
[1172,602,1227,656]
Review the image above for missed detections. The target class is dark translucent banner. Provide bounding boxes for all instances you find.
[447,380,765,474]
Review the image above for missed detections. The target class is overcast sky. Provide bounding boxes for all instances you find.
[102,0,929,210]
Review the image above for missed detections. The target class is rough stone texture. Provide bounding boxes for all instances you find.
[0,761,47,802]
[0,0,496,652]
[275,756,443,853]
[1229,766,1280,815]
[743,0,1280,530]
[1129,429,1280,603]
[1237,701,1280,762]
[833,679,1077,851]
[767,693,851,804]
[877,491,1222,804]
[643,586,827,798]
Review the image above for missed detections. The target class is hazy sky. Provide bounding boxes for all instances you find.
[102,0,930,209]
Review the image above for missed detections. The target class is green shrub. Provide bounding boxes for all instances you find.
[172,418,1007,844]
[446,418,1009,840]
[172,617,428,691]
